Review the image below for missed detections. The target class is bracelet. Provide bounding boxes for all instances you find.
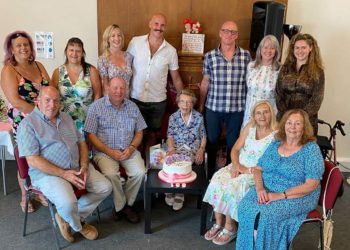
[130,144,136,149]
[283,191,288,199]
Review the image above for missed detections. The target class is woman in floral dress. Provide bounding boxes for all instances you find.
[98,24,132,96]
[1,30,50,213]
[203,101,277,245]
[242,35,281,128]
[51,37,101,135]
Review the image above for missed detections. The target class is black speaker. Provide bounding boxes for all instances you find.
[249,1,286,52]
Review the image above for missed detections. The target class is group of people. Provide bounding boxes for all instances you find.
[0,11,326,249]
[199,21,325,249]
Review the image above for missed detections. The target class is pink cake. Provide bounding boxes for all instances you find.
[158,154,196,184]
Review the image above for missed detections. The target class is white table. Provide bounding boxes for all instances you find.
[0,122,15,195]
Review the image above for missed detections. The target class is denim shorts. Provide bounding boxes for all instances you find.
[131,98,167,131]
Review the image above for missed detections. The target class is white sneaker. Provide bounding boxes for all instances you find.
[165,193,175,206]
[173,194,184,211]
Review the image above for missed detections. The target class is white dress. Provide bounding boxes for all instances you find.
[242,62,279,127]
[203,127,275,221]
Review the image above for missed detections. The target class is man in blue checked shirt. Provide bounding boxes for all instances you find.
[17,86,112,243]
[199,21,251,180]
[85,77,147,224]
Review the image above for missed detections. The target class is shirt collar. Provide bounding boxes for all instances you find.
[215,45,241,58]
[104,96,127,109]
[33,106,62,124]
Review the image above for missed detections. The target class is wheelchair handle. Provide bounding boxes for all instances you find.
[336,120,346,136]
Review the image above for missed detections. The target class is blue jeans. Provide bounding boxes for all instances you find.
[205,108,243,179]
[31,164,112,231]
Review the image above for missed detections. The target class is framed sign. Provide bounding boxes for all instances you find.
[181,33,205,54]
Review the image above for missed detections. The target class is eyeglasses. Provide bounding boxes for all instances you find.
[221,29,238,35]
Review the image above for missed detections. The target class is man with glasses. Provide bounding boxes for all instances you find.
[199,21,251,180]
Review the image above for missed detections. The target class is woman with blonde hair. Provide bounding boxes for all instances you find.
[98,24,132,96]
[203,100,277,245]
[276,33,324,134]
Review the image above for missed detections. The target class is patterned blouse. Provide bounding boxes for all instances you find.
[242,62,279,127]
[97,52,133,97]
[167,109,206,160]
[276,65,325,133]
[57,64,94,135]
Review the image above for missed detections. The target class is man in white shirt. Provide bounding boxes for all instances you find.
[127,13,183,150]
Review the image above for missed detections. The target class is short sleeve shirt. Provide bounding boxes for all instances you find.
[84,97,147,158]
[203,46,251,113]
[167,109,206,158]
[127,35,179,102]
[17,107,83,180]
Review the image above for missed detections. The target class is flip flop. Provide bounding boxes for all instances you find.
[204,223,223,240]
[212,228,237,245]
[20,200,35,213]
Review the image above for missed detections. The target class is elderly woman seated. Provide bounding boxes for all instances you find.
[236,109,324,250]
[203,101,277,245]
[165,89,207,211]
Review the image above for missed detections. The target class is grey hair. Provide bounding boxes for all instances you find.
[253,35,281,71]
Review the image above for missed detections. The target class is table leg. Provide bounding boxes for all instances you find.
[144,190,152,234]
[1,146,6,195]
[200,201,208,235]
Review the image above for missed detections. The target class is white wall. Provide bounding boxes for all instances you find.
[285,0,350,164]
[0,0,349,162]
[0,0,98,78]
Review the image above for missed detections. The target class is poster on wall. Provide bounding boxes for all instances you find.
[35,32,54,59]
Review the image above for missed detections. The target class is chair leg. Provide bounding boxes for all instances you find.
[96,206,101,224]
[319,221,324,250]
[48,201,60,250]
[22,192,30,236]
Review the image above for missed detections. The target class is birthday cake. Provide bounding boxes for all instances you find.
[158,154,197,184]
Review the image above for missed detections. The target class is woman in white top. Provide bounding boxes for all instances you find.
[242,35,281,128]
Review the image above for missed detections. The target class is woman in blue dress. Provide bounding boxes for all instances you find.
[236,109,324,250]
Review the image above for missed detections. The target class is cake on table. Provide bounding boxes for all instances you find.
[158,154,197,184]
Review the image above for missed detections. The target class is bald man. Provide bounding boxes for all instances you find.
[127,13,183,150]
[17,86,112,243]
[199,21,251,179]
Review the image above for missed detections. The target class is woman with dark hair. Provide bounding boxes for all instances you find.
[51,37,101,135]
[236,109,324,250]
[1,30,50,212]
[98,24,132,96]
[276,33,324,134]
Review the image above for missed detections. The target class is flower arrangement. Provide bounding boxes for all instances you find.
[183,18,202,34]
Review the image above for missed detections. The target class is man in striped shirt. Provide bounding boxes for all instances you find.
[199,21,251,179]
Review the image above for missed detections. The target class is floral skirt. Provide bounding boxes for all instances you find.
[203,164,254,221]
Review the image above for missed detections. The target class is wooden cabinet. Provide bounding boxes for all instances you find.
[178,52,204,98]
